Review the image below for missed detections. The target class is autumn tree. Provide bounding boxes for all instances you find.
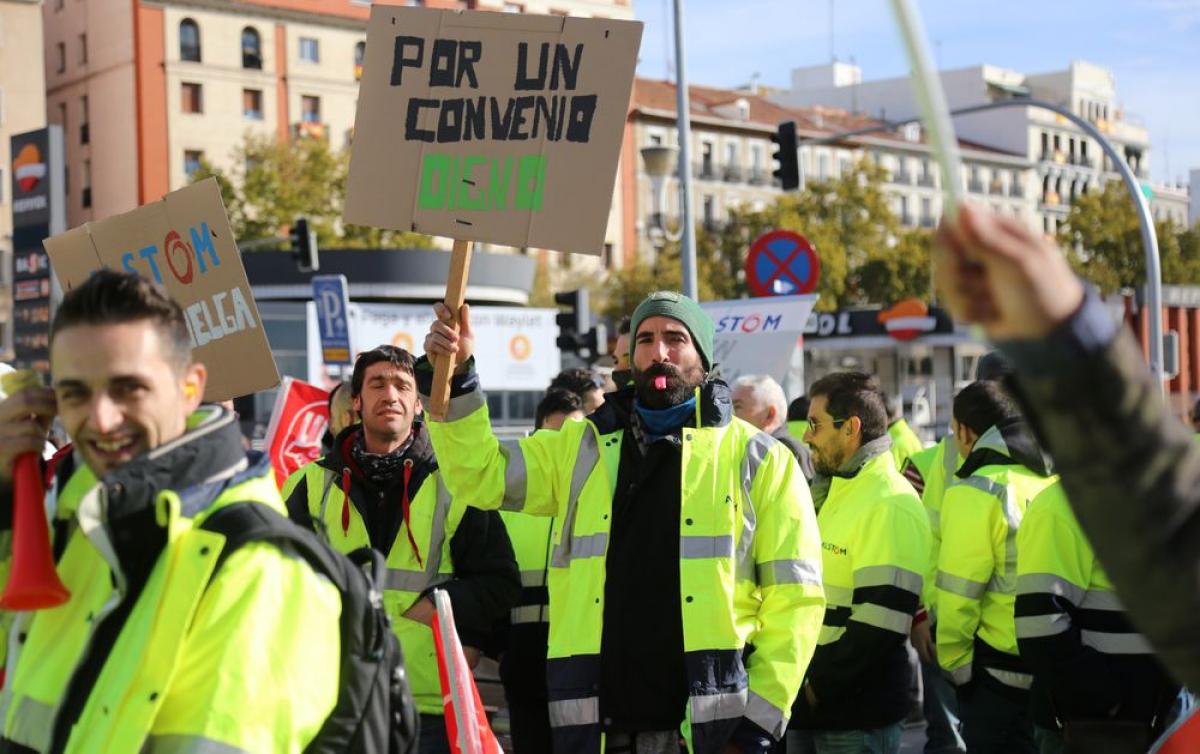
[1058,180,1200,293]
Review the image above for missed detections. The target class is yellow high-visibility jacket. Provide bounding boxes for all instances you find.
[419,363,825,754]
[936,420,1056,693]
[887,418,924,472]
[0,408,340,754]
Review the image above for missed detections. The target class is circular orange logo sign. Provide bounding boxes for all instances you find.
[391,331,415,352]
[509,334,531,361]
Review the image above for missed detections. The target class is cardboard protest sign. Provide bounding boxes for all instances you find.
[345,7,642,256]
[42,179,280,402]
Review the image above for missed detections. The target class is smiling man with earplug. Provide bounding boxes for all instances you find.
[420,290,826,754]
[0,270,341,752]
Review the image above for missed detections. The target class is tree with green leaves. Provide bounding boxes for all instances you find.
[192,133,434,251]
[1058,180,1200,293]
[662,159,931,310]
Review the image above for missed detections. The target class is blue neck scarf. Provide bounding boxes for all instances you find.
[635,396,698,438]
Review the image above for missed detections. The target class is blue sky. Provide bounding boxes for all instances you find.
[633,0,1200,186]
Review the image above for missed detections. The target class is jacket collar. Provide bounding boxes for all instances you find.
[591,377,733,435]
[75,405,254,589]
[956,417,1053,478]
[320,420,436,478]
[809,434,893,510]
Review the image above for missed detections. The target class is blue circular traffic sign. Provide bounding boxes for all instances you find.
[745,230,819,297]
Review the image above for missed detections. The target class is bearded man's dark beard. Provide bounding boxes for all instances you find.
[633,362,706,409]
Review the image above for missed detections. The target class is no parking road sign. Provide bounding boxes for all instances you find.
[745,230,820,297]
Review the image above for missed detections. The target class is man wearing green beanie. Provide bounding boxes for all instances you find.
[418,291,825,754]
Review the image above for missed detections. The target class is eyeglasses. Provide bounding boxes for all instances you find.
[807,417,848,433]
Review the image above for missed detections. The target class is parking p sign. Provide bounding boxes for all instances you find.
[312,274,353,365]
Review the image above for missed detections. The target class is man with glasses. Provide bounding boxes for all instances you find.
[788,372,930,754]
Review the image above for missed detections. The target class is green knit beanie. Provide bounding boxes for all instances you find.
[629,291,715,370]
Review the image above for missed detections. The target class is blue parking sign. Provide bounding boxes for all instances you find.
[313,274,353,365]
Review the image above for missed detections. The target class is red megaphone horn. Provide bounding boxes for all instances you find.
[0,452,69,610]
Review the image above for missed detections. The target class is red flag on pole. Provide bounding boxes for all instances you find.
[431,589,502,754]
[1151,707,1200,754]
[263,376,330,488]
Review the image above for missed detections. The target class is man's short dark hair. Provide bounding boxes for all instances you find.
[549,367,603,399]
[536,388,583,430]
[807,372,888,443]
[617,315,632,336]
[787,395,810,422]
[953,380,1019,436]
[50,269,192,369]
[351,345,416,397]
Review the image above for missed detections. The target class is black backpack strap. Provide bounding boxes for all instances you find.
[200,502,390,616]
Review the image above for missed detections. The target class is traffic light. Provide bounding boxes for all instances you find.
[290,217,319,272]
[555,289,607,362]
[771,120,800,190]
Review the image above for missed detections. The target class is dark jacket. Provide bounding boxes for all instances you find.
[998,293,1200,691]
[284,422,519,648]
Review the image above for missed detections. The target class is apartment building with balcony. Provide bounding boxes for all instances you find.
[41,0,633,230]
[773,60,1154,236]
[623,78,1034,266]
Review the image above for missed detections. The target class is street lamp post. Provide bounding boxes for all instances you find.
[671,0,699,300]
[640,144,684,250]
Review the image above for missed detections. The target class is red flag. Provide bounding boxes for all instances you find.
[263,377,330,488]
[431,590,502,754]
[1151,707,1200,754]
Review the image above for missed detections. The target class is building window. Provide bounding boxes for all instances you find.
[817,153,829,180]
[181,82,203,114]
[243,88,263,120]
[602,242,614,269]
[57,102,67,132]
[242,27,262,69]
[179,19,201,62]
[299,37,320,63]
[648,133,663,146]
[750,144,762,169]
[56,42,65,73]
[702,194,715,229]
[700,142,713,177]
[301,95,321,123]
[80,95,89,144]
[184,150,204,180]
[1040,131,1049,159]
[82,159,91,208]
[504,2,522,11]
[79,33,87,64]
[354,41,365,80]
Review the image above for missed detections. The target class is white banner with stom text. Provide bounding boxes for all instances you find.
[699,295,819,385]
[307,302,558,392]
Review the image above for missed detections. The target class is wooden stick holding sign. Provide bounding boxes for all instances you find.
[428,239,473,420]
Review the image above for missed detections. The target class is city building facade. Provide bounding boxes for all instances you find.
[772,60,1166,236]
[622,77,1035,267]
[1,0,48,360]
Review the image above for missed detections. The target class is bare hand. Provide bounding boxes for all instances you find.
[0,387,57,487]
[911,618,936,664]
[402,596,436,626]
[934,203,1084,341]
[424,303,475,376]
